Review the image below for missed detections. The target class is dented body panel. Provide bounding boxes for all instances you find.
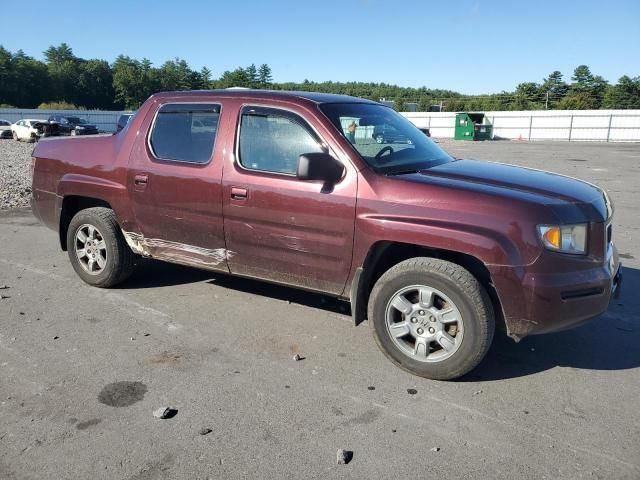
[31,89,620,340]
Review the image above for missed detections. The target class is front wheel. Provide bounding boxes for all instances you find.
[12,131,19,141]
[368,257,494,380]
[66,207,135,288]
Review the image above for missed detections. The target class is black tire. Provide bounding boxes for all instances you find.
[66,207,135,288]
[12,131,19,141]
[368,257,494,380]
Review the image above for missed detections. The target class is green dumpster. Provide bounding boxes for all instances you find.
[454,112,493,141]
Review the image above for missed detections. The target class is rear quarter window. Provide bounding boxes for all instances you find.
[149,103,220,164]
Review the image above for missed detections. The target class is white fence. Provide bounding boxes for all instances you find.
[0,108,130,133]
[2,107,640,141]
[403,110,640,142]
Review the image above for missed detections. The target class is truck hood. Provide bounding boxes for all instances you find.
[395,159,611,223]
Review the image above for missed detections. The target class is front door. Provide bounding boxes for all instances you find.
[127,101,230,272]
[222,105,357,295]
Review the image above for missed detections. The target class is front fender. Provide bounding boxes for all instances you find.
[354,213,539,268]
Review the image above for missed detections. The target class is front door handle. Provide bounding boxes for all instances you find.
[231,187,247,200]
[133,173,149,191]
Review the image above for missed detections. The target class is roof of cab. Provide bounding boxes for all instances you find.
[153,89,380,105]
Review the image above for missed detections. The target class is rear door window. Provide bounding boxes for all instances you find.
[149,103,220,164]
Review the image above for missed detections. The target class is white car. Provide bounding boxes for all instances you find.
[11,119,59,142]
[0,119,12,139]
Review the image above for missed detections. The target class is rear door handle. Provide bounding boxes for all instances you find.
[134,173,149,191]
[231,187,247,200]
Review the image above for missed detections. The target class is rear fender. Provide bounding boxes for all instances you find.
[56,174,137,232]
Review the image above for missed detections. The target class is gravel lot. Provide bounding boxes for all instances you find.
[0,139,34,210]
[1,139,639,479]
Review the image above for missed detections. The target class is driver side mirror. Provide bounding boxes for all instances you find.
[296,152,344,183]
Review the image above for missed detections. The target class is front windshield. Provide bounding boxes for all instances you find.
[320,103,452,174]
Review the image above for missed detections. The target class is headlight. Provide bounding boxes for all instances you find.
[537,224,587,255]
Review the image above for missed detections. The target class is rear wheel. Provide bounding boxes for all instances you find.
[12,131,19,141]
[66,207,135,288]
[368,257,494,380]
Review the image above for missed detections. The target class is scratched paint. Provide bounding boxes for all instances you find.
[121,230,233,267]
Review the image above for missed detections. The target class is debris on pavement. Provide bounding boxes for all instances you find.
[336,449,353,465]
[367,386,376,391]
[473,390,483,396]
[0,294,9,300]
[430,447,441,452]
[53,336,59,340]
[407,388,417,395]
[0,285,9,289]
[199,427,213,436]
[153,407,177,419]
[292,353,304,361]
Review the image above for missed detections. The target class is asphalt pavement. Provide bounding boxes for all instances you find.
[1,140,639,479]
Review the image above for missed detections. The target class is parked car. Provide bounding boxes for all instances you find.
[30,90,621,380]
[373,123,412,144]
[11,119,60,141]
[116,113,134,133]
[0,119,13,139]
[48,115,98,136]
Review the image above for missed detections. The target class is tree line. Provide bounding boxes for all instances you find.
[1,43,638,111]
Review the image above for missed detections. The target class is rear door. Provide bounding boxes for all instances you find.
[222,104,357,295]
[126,100,231,272]
[14,120,28,139]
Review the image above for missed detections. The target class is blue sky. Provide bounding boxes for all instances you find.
[1,0,638,94]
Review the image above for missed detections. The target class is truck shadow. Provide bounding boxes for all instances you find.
[464,265,640,381]
[119,259,640,380]
[118,258,351,316]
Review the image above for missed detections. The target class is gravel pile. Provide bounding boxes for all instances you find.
[0,139,34,210]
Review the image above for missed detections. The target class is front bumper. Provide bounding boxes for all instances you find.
[490,245,621,340]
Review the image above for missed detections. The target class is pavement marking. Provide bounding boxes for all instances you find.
[0,258,181,332]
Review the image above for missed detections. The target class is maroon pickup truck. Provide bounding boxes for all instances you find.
[30,90,622,380]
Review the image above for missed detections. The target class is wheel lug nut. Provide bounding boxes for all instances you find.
[417,328,424,335]
[410,317,417,323]
[419,310,425,315]
[428,327,435,334]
